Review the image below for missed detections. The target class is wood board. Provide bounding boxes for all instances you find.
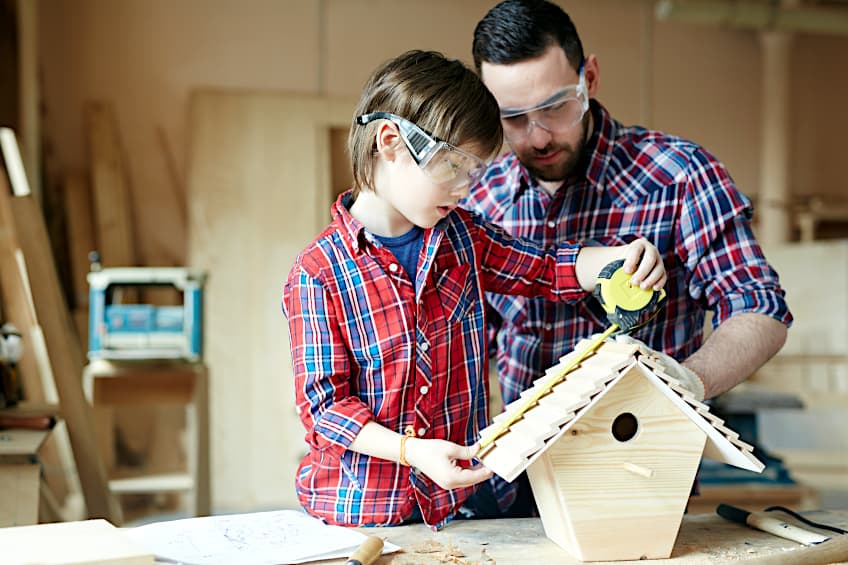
[186,89,355,510]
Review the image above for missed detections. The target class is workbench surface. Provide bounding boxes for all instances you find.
[319,509,848,564]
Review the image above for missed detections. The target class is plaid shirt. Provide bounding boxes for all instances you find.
[464,99,793,429]
[282,192,587,528]
[464,101,792,511]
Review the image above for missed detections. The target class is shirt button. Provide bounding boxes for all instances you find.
[389,263,399,273]
[419,385,429,395]
[544,323,553,331]
[417,428,426,437]
[547,220,556,229]
[420,342,429,352]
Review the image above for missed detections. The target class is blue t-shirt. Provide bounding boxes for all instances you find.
[374,226,424,283]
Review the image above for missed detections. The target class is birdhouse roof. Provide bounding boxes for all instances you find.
[479,340,764,482]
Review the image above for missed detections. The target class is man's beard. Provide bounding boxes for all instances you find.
[518,113,590,183]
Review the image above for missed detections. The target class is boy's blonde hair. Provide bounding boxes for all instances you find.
[348,50,503,196]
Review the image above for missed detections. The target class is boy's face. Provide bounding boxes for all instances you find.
[481,45,598,184]
[357,120,486,236]
[381,139,483,231]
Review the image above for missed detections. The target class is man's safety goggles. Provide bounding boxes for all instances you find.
[499,62,589,140]
[356,112,487,191]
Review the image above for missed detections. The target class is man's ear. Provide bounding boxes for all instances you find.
[375,121,402,162]
[584,53,600,99]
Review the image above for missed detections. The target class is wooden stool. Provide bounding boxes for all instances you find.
[82,360,210,517]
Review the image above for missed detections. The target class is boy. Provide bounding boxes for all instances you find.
[282,50,665,528]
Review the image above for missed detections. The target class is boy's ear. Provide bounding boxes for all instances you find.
[375,121,402,161]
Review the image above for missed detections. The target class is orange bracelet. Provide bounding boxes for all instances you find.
[399,428,415,466]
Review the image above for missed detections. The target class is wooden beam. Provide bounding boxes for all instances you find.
[63,172,96,310]
[84,102,136,267]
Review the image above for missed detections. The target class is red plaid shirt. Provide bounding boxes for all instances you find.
[282,192,587,528]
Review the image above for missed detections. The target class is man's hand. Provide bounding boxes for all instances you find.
[615,335,706,401]
[405,439,493,490]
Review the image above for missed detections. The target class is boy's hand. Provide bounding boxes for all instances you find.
[621,238,666,291]
[406,439,492,490]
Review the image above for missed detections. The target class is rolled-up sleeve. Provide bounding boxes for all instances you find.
[283,266,373,458]
[677,148,792,328]
[474,214,585,301]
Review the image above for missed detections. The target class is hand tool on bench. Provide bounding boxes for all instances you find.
[717,504,848,565]
[717,503,830,546]
[478,259,666,455]
[344,535,384,565]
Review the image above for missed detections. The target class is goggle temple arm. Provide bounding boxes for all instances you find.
[355,112,438,165]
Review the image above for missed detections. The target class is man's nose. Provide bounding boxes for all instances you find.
[527,119,553,147]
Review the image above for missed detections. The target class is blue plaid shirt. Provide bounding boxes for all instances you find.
[463,100,792,510]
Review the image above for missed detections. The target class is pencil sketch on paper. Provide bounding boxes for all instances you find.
[124,509,400,565]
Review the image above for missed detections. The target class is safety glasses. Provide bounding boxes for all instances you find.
[356,112,487,191]
[499,61,589,141]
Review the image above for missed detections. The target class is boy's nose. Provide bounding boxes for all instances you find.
[452,181,471,200]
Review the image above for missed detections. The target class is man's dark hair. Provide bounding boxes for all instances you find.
[472,0,584,73]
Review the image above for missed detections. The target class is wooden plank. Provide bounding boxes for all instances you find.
[16,0,40,200]
[91,373,194,405]
[187,91,356,510]
[0,150,120,522]
[84,101,136,268]
[0,428,49,456]
[0,463,39,526]
[0,519,154,564]
[63,172,96,309]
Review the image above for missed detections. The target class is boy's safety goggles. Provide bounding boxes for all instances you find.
[499,61,589,141]
[356,112,487,191]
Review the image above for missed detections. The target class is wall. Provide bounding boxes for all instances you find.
[36,0,848,512]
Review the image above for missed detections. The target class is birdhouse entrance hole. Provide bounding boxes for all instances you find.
[612,412,638,442]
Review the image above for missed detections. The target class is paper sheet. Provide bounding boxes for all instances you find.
[123,509,400,565]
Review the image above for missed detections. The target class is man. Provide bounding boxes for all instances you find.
[463,0,792,516]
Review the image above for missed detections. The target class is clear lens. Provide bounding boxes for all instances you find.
[421,144,486,190]
[499,71,589,141]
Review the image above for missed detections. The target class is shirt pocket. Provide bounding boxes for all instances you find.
[435,264,474,323]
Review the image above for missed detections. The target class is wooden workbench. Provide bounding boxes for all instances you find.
[316,510,848,564]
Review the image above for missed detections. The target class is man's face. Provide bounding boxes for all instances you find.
[481,45,593,184]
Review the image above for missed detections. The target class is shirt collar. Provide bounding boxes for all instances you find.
[332,191,370,254]
[583,99,616,193]
[332,190,450,254]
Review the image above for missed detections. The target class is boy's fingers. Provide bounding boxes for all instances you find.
[633,255,656,286]
[455,466,493,485]
[622,241,644,274]
[646,263,667,290]
[637,256,664,288]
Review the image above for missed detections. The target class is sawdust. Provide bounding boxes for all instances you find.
[387,538,496,564]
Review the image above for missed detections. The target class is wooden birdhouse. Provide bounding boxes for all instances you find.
[478,340,763,562]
